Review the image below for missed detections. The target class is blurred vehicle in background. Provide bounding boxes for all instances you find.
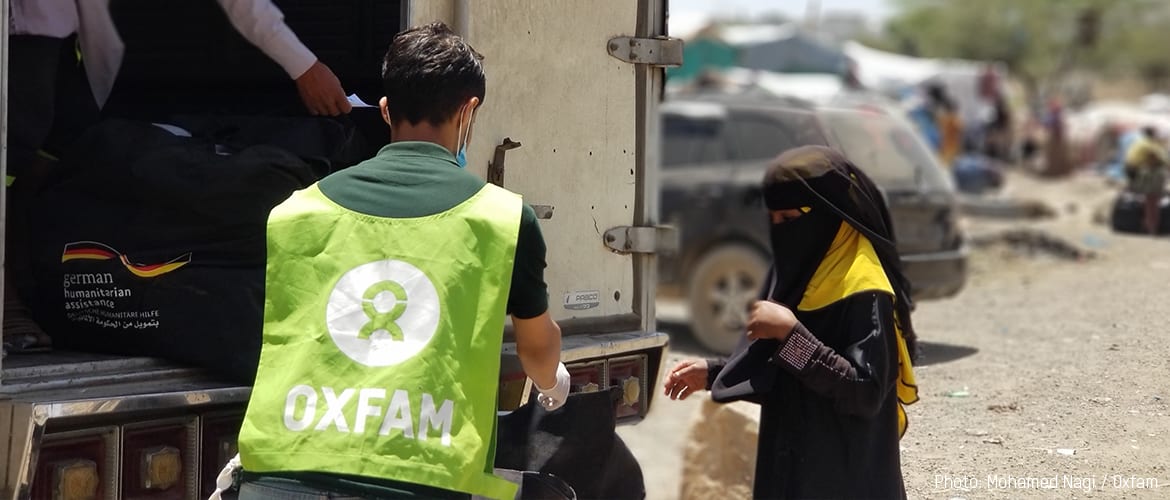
[817,107,967,297]
[658,95,967,353]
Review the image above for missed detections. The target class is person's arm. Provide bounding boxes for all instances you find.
[215,0,350,115]
[759,292,899,418]
[705,358,725,390]
[216,0,315,79]
[507,204,565,401]
[513,312,561,390]
[665,269,770,400]
[1154,144,1170,167]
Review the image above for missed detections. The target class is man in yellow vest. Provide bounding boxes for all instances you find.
[230,21,570,500]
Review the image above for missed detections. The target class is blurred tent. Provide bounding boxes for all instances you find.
[843,41,945,92]
[666,38,738,82]
[1139,93,1170,114]
[718,23,795,46]
[720,69,844,102]
[1065,100,1170,172]
[665,67,900,117]
[734,25,851,75]
[666,21,853,85]
[844,41,1010,127]
[666,67,842,101]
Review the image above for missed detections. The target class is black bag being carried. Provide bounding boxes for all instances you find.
[1110,191,1170,235]
[496,389,645,500]
[28,117,353,383]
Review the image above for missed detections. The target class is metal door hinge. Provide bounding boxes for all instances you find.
[607,36,683,67]
[603,226,678,255]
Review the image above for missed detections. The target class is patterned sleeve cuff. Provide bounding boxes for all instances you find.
[705,358,724,390]
[772,324,817,371]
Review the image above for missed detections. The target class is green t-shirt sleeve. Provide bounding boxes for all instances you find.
[507,203,549,319]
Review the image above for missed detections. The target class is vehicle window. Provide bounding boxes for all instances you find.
[727,111,826,162]
[661,115,729,168]
[819,110,951,191]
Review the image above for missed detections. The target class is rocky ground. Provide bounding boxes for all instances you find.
[621,170,1170,499]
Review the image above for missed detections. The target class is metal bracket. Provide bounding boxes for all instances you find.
[607,36,684,67]
[531,205,555,220]
[603,226,679,255]
[483,139,553,221]
[488,137,521,187]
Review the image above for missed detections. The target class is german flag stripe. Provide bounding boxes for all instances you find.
[122,260,190,278]
[62,241,120,261]
[62,241,192,278]
[62,250,118,262]
[119,253,192,278]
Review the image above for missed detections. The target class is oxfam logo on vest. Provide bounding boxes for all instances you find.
[326,260,441,367]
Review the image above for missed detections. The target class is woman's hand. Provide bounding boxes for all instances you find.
[663,359,709,400]
[746,300,798,341]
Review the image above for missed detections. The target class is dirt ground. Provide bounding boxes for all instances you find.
[621,170,1170,499]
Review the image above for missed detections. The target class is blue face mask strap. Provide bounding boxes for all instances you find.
[456,147,468,169]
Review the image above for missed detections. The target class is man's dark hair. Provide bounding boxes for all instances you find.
[1143,126,1158,139]
[381,22,485,126]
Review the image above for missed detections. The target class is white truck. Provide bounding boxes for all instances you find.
[0,1,679,498]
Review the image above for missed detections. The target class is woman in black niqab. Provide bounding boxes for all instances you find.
[664,146,920,499]
[762,145,918,354]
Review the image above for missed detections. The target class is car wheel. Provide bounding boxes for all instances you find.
[686,244,770,355]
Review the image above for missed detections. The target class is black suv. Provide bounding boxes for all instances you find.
[659,95,967,353]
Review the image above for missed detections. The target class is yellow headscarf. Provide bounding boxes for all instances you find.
[796,222,920,438]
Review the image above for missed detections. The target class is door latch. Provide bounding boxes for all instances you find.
[603,226,679,255]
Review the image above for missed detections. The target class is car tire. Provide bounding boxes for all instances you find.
[686,244,770,355]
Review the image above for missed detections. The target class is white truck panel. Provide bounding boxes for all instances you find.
[410,1,642,323]
[406,1,454,29]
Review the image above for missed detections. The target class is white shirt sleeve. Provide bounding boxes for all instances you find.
[10,0,80,37]
[216,0,318,80]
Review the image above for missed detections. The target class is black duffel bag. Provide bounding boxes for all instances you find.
[1110,191,1170,235]
[496,389,645,500]
[28,117,354,383]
